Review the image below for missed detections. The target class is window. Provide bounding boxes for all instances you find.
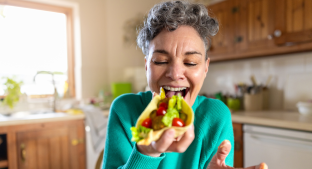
[0,0,75,98]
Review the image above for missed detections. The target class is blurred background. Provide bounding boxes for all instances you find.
[0,0,312,169]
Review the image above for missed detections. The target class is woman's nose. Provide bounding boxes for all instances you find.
[165,62,185,81]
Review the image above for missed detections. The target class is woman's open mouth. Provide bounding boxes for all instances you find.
[163,86,189,98]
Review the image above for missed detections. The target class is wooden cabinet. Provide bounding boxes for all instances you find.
[207,0,312,62]
[233,122,243,168]
[0,119,86,169]
[275,0,312,45]
[207,0,235,56]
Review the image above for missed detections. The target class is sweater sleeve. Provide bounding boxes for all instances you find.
[215,110,234,167]
[102,96,165,169]
[202,99,234,168]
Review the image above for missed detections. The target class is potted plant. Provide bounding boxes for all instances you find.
[1,77,23,109]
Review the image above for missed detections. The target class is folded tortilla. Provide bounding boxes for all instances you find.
[135,94,194,145]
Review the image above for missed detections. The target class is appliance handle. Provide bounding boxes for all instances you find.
[248,133,312,150]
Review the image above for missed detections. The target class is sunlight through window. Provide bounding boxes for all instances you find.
[0,5,68,97]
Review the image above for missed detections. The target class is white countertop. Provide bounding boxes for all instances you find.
[231,110,312,132]
[0,110,110,127]
[0,113,85,127]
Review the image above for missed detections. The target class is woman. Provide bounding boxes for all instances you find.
[102,1,267,169]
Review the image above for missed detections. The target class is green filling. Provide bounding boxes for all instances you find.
[130,125,152,142]
[131,94,184,142]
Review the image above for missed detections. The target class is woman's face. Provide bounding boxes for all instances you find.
[145,25,210,106]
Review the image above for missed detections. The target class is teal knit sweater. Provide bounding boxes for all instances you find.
[102,91,234,169]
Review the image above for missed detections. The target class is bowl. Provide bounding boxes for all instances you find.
[296,102,312,115]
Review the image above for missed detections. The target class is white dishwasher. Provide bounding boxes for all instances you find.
[244,124,312,169]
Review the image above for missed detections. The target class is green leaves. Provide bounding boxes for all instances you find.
[130,125,152,142]
[168,95,177,109]
[2,77,23,109]
[162,107,179,127]
[177,93,182,111]
[162,95,181,127]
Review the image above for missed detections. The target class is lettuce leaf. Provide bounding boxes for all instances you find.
[130,125,152,142]
[168,95,177,108]
[177,93,182,111]
[162,107,179,127]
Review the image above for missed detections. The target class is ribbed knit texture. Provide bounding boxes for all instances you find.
[102,91,234,169]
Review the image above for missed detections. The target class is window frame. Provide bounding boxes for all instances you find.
[0,0,76,97]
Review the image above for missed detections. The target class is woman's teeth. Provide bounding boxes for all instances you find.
[163,86,187,91]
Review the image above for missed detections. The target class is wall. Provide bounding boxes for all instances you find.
[44,0,164,98]
[31,0,164,98]
[35,0,109,99]
[105,0,163,86]
[201,52,312,110]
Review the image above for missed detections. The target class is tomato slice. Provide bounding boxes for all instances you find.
[172,118,185,127]
[159,102,168,109]
[156,107,167,116]
[142,118,152,128]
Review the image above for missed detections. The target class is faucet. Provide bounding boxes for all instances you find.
[33,71,58,112]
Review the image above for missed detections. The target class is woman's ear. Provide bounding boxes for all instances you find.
[205,57,210,74]
[145,56,147,71]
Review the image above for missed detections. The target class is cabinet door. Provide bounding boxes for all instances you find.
[275,0,312,45]
[240,0,275,52]
[233,123,243,168]
[207,0,276,60]
[207,0,235,59]
[16,124,85,169]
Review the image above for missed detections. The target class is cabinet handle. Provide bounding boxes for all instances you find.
[20,143,26,162]
[274,30,282,37]
[71,138,84,146]
[267,29,282,39]
[232,7,239,13]
[235,36,243,43]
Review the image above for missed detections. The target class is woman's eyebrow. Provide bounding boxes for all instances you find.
[153,49,169,54]
[185,51,202,56]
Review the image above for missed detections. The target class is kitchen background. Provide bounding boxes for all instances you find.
[42,0,312,111]
[1,0,312,169]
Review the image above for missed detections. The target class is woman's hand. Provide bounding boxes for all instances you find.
[136,92,195,157]
[207,140,268,169]
[137,124,195,157]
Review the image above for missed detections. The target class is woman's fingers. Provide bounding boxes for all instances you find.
[152,92,159,98]
[215,140,268,169]
[151,128,176,153]
[235,163,268,169]
[167,124,195,153]
[137,128,176,157]
[216,140,231,164]
[206,140,232,168]
[207,140,268,169]
[256,163,268,169]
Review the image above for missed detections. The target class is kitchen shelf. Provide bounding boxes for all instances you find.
[0,159,8,168]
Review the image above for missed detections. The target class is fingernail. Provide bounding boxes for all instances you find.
[258,163,268,169]
[218,140,230,149]
[188,124,194,130]
[151,141,156,147]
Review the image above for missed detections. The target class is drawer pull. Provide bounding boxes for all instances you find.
[20,143,26,162]
[71,138,84,146]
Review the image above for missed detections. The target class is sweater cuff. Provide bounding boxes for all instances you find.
[123,144,165,169]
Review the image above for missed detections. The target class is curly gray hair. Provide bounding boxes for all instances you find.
[137,0,219,60]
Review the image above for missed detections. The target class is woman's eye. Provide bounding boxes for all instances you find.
[154,61,168,65]
[185,63,197,66]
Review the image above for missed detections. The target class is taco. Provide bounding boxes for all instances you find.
[130,88,194,145]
